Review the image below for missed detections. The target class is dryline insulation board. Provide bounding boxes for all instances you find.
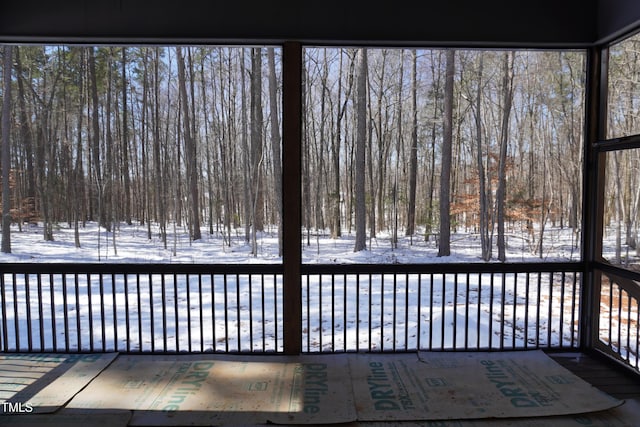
[356,398,640,426]
[349,350,623,421]
[0,353,118,414]
[0,411,132,427]
[66,353,357,426]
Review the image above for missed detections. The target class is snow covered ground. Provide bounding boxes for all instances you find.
[0,222,635,369]
[0,221,582,264]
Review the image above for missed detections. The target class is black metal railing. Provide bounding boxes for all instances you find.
[302,263,582,353]
[0,264,284,354]
[595,264,640,371]
[0,262,584,355]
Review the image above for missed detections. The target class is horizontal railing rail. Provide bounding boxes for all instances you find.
[0,262,583,355]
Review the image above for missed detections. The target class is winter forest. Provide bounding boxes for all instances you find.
[0,38,638,266]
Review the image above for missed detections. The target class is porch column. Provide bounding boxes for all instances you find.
[581,45,608,349]
[282,41,303,354]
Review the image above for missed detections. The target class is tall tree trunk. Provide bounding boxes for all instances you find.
[15,49,36,205]
[74,109,84,248]
[2,45,13,253]
[474,53,492,261]
[392,50,404,249]
[302,56,311,245]
[199,48,215,236]
[406,49,418,239]
[105,49,115,246]
[221,48,233,245]
[267,48,283,256]
[250,47,264,255]
[331,50,353,239]
[438,49,455,257]
[88,47,105,230]
[152,48,167,248]
[176,47,201,241]
[121,48,132,225]
[141,49,152,240]
[241,50,251,244]
[354,48,368,252]
[426,51,442,242]
[316,49,329,235]
[373,50,387,237]
[496,51,515,262]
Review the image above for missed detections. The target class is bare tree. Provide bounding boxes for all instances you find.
[473,53,492,261]
[88,47,105,232]
[406,49,418,240]
[438,49,455,257]
[250,47,264,255]
[496,51,515,262]
[354,48,368,252]
[267,48,283,256]
[176,47,201,241]
[121,47,132,226]
[2,46,12,253]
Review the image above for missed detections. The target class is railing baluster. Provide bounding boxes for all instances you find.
[173,273,179,352]
[559,271,566,348]
[512,273,518,349]
[441,274,446,349]
[24,274,32,352]
[356,274,361,352]
[75,274,81,351]
[570,272,578,348]
[429,273,433,350]
[188,274,194,353]
[304,274,310,352]
[235,273,240,351]
[464,273,470,350]
[12,273,19,351]
[626,291,631,363]
[617,284,623,356]
[476,273,482,348]
[0,273,7,352]
[63,274,69,352]
[452,273,458,350]
[319,274,323,351]
[489,273,494,348]
[135,274,141,352]
[404,273,410,350]
[249,274,254,352]
[149,273,154,353]
[343,273,347,352]
[635,300,639,369]
[547,272,554,347]
[124,274,130,353]
[524,273,530,348]
[417,273,423,350]
[331,274,336,352]
[392,273,397,351]
[161,273,167,352]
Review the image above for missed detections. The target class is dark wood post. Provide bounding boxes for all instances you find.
[581,45,608,350]
[282,41,302,354]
